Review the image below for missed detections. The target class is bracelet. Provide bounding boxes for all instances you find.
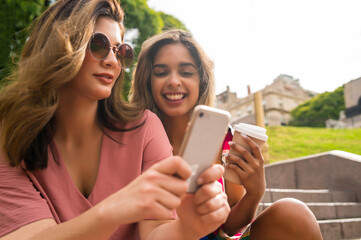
[221,152,228,165]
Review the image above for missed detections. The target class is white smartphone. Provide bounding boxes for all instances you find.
[179,105,231,193]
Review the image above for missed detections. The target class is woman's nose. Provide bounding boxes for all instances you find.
[167,72,181,88]
[102,49,119,68]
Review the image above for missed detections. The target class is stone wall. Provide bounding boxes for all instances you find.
[265,150,361,201]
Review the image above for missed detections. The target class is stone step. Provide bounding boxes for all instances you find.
[259,202,361,220]
[261,188,357,203]
[258,188,361,239]
[309,202,361,220]
[318,218,361,240]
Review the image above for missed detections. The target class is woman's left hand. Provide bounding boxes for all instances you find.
[225,135,266,200]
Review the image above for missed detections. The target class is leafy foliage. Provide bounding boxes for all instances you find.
[159,12,187,31]
[0,0,187,97]
[289,86,345,127]
[0,0,51,85]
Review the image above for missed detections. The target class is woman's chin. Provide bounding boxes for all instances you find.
[95,89,112,100]
[162,109,191,118]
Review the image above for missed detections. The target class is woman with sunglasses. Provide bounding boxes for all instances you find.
[129,29,323,240]
[0,1,230,239]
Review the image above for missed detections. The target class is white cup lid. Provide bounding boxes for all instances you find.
[233,123,268,141]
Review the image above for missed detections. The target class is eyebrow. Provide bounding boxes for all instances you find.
[153,62,197,68]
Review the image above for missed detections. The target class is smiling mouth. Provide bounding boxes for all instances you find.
[163,93,186,101]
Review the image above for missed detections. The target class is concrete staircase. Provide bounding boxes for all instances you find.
[259,151,361,240]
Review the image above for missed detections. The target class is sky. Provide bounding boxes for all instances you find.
[147,0,361,98]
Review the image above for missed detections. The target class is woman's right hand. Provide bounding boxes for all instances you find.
[175,164,230,239]
[101,156,192,224]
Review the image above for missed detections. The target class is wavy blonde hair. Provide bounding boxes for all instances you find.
[0,0,139,170]
[129,29,216,118]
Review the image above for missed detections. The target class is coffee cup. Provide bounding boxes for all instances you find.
[223,123,268,185]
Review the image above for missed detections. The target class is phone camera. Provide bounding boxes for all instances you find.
[199,112,204,117]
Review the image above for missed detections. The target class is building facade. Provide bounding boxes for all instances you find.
[338,77,361,128]
[216,74,317,127]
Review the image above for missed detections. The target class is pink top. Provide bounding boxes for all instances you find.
[222,127,233,151]
[0,110,172,239]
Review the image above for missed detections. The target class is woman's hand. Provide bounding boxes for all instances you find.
[225,135,266,200]
[102,156,192,224]
[176,164,231,239]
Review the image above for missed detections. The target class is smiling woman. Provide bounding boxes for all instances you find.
[150,43,200,118]
[129,28,324,240]
[130,29,215,119]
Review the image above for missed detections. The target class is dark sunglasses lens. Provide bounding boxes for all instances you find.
[117,44,134,69]
[90,33,110,60]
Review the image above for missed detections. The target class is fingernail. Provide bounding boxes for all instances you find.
[241,133,248,138]
[228,141,235,146]
[217,164,225,173]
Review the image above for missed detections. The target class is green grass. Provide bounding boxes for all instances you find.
[266,126,361,163]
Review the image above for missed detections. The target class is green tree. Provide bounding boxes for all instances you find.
[159,12,187,31]
[0,0,187,97]
[0,0,51,85]
[289,86,345,127]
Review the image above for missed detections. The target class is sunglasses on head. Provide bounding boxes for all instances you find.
[88,32,134,69]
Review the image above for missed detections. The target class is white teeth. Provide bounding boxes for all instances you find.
[165,94,185,100]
